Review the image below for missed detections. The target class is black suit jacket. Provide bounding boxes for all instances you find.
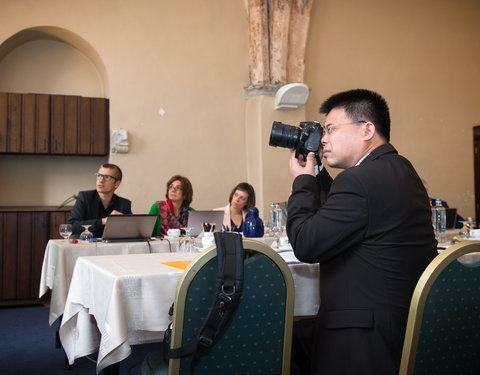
[67,190,132,238]
[287,143,437,375]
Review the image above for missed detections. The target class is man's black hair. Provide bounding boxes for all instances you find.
[101,163,123,180]
[319,89,391,142]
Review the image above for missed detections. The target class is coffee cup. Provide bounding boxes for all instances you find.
[469,228,480,238]
[279,236,290,247]
[202,232,215,248]
[167,228,181,238]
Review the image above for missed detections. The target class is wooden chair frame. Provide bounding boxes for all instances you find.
[399,241,480,375]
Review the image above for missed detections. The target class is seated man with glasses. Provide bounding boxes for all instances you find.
[148,174,194,237]
[68,163,132,238]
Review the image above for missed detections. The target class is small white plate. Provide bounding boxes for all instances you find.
[164,236,180,241]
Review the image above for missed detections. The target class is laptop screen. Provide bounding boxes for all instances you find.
[102,214,157,242]
[445,208,457,229]
[187,210,225,237]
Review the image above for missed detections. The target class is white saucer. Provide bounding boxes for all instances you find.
[164,236,180,241]
[275,245,293,252]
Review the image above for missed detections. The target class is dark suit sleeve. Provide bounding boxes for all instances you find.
[67,191,103,236]
[118,197,132,214]
[287,172,369,264]
[316,166,333,205]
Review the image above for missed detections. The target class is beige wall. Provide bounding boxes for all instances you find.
[305,0,480,219]
[0,0,250,213]
[1,0,479,220]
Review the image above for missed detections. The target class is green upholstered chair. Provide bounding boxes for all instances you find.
[399,241,480,375]
[142,239,294,375]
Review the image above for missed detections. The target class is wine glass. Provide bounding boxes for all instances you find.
[80,225,94,242]
[59,224,72,242]
[179,227,196,253]
[459,221,471,241]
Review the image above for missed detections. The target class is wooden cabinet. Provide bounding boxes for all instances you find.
[0,92,109,156]
[0,207,71,305]
[22,93,50,153]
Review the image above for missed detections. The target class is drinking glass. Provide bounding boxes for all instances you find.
[179,227,196,253]
[59,223,72,242]
[459,221,471,241]
[80,225,94,241]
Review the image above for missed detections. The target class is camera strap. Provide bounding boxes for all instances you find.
[167,232,245,374]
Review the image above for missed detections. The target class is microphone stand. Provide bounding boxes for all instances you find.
[57,195,77,209]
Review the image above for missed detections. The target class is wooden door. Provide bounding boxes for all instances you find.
[6,93,22,153]
[0,93,7,152]
[22,94,50,153]
[36,94,50,153]
[91,97,109,155]
[51,94,65,154]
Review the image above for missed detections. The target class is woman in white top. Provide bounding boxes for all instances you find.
[215,182,256,232]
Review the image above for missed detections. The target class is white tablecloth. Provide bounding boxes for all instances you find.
[39,239,176,324]
[59,251,320,372]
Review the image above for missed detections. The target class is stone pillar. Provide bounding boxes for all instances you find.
[244,0,314,218]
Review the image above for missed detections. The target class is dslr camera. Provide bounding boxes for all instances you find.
[269,121,323,159]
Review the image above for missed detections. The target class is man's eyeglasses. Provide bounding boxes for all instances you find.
[168,184,183,191]
[323,120,367,135]
[95,173,118,181]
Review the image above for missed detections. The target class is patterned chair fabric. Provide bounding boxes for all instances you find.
[143,239,294,375]
[399,241,480,375]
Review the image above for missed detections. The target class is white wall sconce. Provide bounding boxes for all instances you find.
[275,83,310,109]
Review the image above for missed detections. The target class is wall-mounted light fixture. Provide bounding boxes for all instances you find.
[275,83,310,109]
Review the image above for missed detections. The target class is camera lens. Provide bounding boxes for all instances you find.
[269,121,301,149]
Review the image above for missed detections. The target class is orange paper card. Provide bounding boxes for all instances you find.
[161,261,192,270]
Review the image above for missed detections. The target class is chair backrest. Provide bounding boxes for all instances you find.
[399,241,480,375]
[168,239,294,375]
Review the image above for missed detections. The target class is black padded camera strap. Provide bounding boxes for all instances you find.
[167,232,245,374]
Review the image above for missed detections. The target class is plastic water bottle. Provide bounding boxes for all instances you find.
[271,202,284,236]
[269,203,276,232]
[432,198,446,243]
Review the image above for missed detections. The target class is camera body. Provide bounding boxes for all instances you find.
[269,121,323,159]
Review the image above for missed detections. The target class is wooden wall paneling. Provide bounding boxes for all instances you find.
[65,95,78,154]
[36,94,50,153]
[7,93,22,153]
[50,211,69,239]
[22,93,36,153]
[32,212,48,298]
[2,213,19,299]
[51,95,65,154]
[0,93,8,152]
[17,213,34,298]
[78,96,92,154]
[91,97,109,155]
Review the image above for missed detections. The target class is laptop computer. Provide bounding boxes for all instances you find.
[445,208,457,229]
[102,214,157,242]
[187,210,225,237]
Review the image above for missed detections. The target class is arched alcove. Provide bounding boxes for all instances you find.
[0,26,110,206]
[0,26,108,97]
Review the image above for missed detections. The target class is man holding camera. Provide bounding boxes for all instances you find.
[287,89,437,374]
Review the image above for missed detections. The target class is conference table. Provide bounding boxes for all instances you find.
[58,249,320,373]
[39,238,178,325]
[40,237,319,372]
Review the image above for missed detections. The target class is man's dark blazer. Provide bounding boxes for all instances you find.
[68,190,132,238]
[287,143,437,375]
